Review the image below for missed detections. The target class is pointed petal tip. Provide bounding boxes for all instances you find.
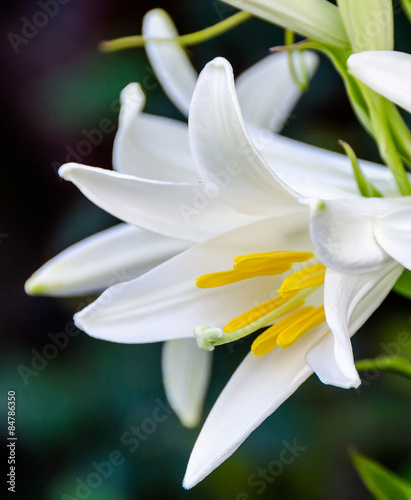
[182,470,203,490]
[58,162,77,180]
[143,7,172,24]
[24,274,45,296]
[119,82,144,108]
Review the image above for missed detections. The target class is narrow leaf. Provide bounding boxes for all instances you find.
[352,453,411,500]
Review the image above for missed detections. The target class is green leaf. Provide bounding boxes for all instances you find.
[393,269,411,300]
[352,453,411,500]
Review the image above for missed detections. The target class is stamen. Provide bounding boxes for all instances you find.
[223,292,299,333]
[233,251,313,271]
[251,307,314,357]
[277,264,326,296]
[277,305,326,348]
[251,305,326,356]
[196,265,290,288]
[196,251,314,288]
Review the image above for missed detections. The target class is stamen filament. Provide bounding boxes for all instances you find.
[213,287,320,346]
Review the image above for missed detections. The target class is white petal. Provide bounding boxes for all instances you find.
[189,57,298,216]
[236,51,319,132]
[25,224,191,297]
[59,163,256,243]
[183,323,328,489]
[256,133,401,197]
[307,262,403,388]
[143,9,197,116]
[307,197,408,273]
[162,339,212,428]
[113,84,197,181]
[374,205,411,270]
[74,212,312,344]
[221,0,349,48]
[348,51,411,113]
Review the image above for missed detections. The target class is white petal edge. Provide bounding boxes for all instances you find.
[143,8,197,116]
[348,51,411,114]
[162,339,212,428]
[59,162,257,243]
[73,212,311,344]
[254,133,402,198]
[113,83,197,181]
[236,51,319,132]
[25,224,191,297]
[183,322,329,489]
[189,57,298,216]
[374,205,411,270]
[306,262,403,388]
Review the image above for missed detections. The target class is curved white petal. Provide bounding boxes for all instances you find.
[24,224,191,297]
[236,51,319,132]
[374,205,411,270]
[255,133,401,198]
[348,51,411,113]
[59,163,256,243]
[307,197,408,273]
[74,212,312,344]
[142,8,197,117]
[113,84,196,181]
[189,57,298,216]
[307,262,403,388]
[162,339,212,428]
[221,0,349,48]
[183,322,328,489]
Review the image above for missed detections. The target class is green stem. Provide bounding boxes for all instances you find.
[99,11,252,52]
[284,30,309,92]
[363,86,411,195]
[356,356,411,380]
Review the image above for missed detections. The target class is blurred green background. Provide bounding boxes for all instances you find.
[1,0,411,499]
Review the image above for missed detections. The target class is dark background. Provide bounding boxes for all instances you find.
[1,1,411,499]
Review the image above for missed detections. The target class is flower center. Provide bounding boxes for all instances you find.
[194,251,327,356]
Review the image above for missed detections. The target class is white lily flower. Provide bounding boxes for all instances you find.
[25,37,318,428]
[61,58,403,488]
[220,0,349,48]
[348,51,411,114]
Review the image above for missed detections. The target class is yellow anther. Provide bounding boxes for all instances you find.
[277,305,326,348]
[252,305,326,356]
[197,266,288,289]
[196,251,315,289]
[251,306,314,356]
[233,251,313,272]
[223,293,301,333]
[277,264,326,296]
